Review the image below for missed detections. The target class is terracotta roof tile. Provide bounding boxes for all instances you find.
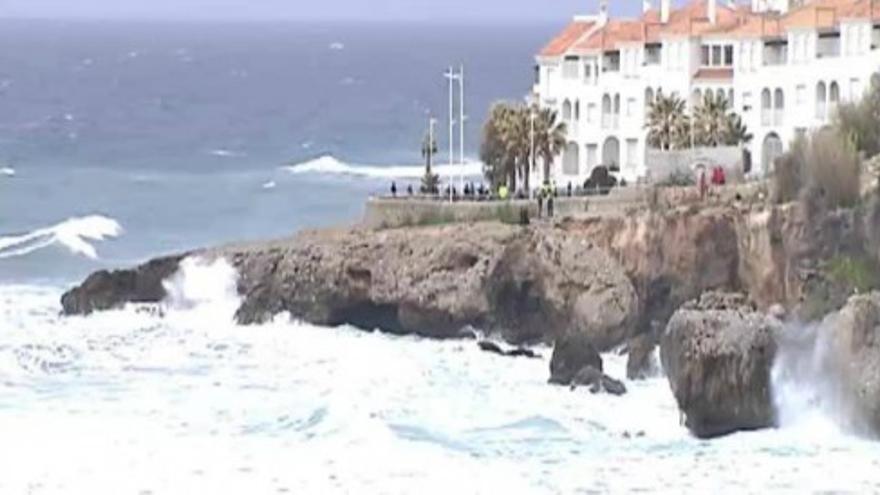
[539,21,594,57]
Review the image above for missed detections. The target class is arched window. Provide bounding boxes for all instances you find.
[816,81,827,119]
[562,142,580,176]
[645,87,655,111]
[762,132,783,174]
[830,81,840,116]
[603,136,621,170]
[692,89,703,107]
[716,88,725,102]
[574,100,581,121]
[774,88,784,125]
[761,88,772,126]
[613,94,621,128]
[562,100,572,122]
[602,94,612,128]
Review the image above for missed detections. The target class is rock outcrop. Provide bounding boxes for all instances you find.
[660,292,781,438]
[60,254,186,315]
[62,223,639,346]
[548,333,604,385]
[821,292,880,435]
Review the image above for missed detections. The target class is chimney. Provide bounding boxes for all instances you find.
[708,0,717,24]
[598,0,609,24]
[661,0,671,23]
[643,0,652,14]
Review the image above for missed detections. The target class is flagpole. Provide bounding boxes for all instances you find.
[459,64,466,195]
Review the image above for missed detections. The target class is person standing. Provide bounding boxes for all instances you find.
[537,188,544,218]
[391,181,397,197]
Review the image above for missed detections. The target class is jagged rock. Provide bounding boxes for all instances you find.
[625,332,658,380]
[661,292,781,438]
[60,255,186,315]
[549,333,603,385]
[822,292,880,435]
[62,223,637,348]
[477,340,540,359]
[569,365,627,396]
[478,341,505,355]
[487,226,638,349]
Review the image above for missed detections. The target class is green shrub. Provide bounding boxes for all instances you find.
[772,129,861,209]
[657,168,695,187]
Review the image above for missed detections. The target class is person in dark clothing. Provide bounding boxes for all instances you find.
[537,189,544,218]
[463,183,470,197]
[567,182,573,197]
[547,193,554,218]
[407,184,413,196]
[391,181,397,197]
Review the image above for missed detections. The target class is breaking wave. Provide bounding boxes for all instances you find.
[0,215,122,260]
[0,167,14,177]
[283,155,483,180]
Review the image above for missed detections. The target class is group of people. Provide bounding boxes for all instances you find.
[698,165,728,200]
[389,181,496,201]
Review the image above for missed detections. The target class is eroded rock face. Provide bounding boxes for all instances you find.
[823,292,880,435]
[661,292,781,438]
[625,332,659,380]
[487,226,638,348]
[61,223,638,347]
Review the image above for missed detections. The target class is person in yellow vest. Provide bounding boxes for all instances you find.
[498,184,509,200]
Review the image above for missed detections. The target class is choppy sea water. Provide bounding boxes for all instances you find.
[1,260,879,494]
[2,19,880,494]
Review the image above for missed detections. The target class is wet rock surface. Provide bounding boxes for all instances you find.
[661,292,781,438]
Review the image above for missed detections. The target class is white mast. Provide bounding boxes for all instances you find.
[458,64,466,194]
[444,67,458,201]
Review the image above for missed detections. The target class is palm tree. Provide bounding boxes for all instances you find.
[724,113,753,146]
[694,92,731,147]
[645,91,690,150]
[481,103,520,190]
[421,123,439,194]
[532,106,567,185]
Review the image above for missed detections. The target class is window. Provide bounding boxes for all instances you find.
[587,103,596,123]
[701,45,711,66]
[626,97,636,117]
[774,88,785,126]
[742,91,753,112]
[712,45,722,66]
[584,63,592,82]
[626,139,638,168]
[724,45,734,66]
[796,84,806,105]
[645,44,661,65]
[761,88,772,126]
[563,56,580,79]
[851,78,862,100]
[816,81,827,119]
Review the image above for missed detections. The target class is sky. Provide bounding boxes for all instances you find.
[0,0,644,22]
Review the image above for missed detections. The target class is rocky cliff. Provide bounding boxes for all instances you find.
[61,202,868,351]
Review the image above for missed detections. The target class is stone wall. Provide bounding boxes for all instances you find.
[647,146,747,183]
[362,182,767,230]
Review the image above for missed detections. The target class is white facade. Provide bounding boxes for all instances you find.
[533,0,880,187]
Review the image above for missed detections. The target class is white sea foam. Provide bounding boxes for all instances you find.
[1,267,880,494]
[284,155,483,180]
[261,180,277,190]
[329,42,345,51]
[0,166,14,177]
[0,215,122,260]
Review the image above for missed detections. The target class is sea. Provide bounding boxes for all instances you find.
[1,19,879,494]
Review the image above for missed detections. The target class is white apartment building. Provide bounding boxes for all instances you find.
[533,0,880,185]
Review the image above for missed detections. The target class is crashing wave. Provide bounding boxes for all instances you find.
[0,215,122,260]
[283,155,483,180]
[0,167,14,177]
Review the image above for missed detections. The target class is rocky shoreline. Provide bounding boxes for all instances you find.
[60,201,880,439]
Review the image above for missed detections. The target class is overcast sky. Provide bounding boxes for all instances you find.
[1,0,644,22]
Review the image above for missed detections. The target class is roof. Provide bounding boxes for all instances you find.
[539,21,595,57]
[538,0,880,57]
